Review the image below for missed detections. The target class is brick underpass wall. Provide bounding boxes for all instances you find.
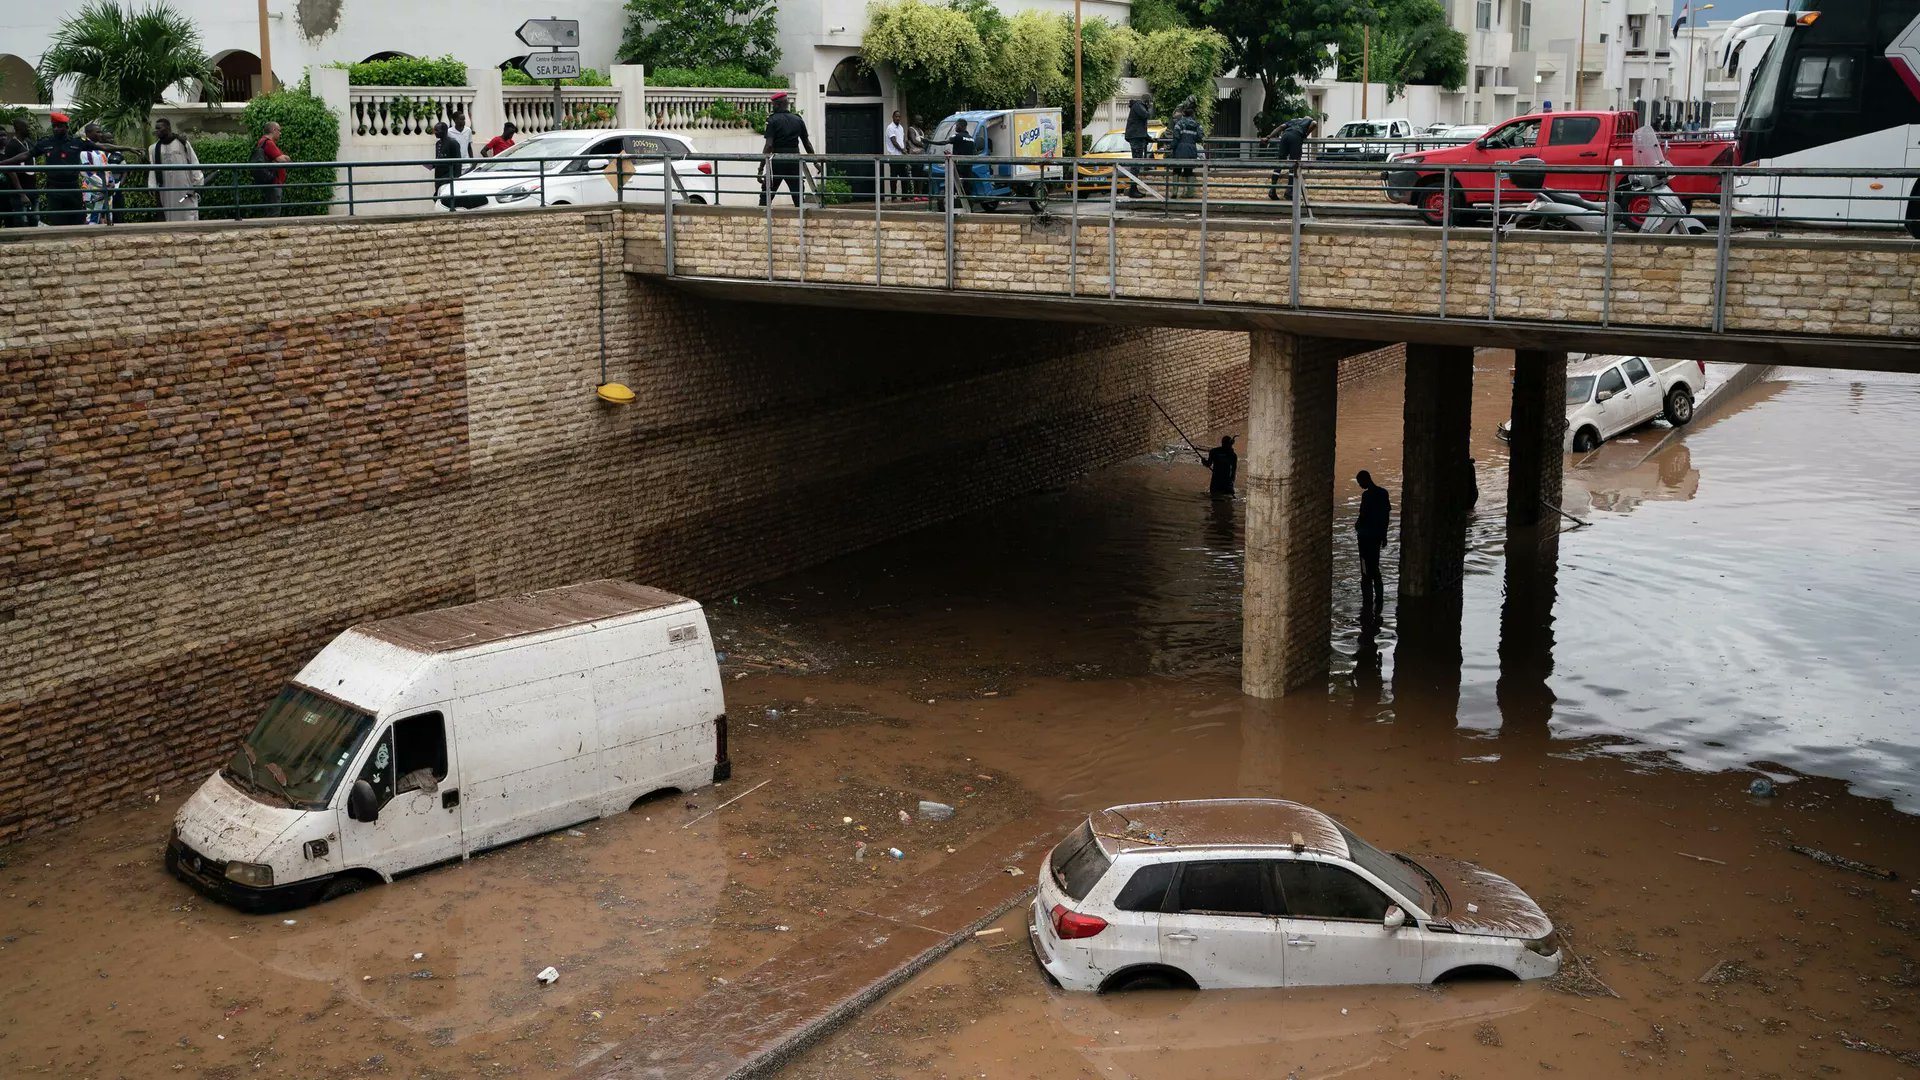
[0,210,1245,843]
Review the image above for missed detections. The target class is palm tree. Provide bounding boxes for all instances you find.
[37,1,221,150]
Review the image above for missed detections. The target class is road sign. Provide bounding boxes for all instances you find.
[515,18,580,48]
[525,51,583,80]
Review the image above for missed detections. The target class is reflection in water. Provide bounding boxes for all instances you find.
[772,363,1920,809]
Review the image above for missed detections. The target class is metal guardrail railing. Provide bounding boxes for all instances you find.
[4,151,1916,340]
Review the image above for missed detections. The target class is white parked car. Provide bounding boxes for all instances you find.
[1497,354,1707,452]
[436,128,716,211]
[1317,118,1415,161]
[1030,799,1561,992]
[1442,123,1489,140]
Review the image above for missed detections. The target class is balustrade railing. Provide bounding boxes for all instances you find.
[347,85,478,139]
[643,87,785,132]
[502,85,624,135]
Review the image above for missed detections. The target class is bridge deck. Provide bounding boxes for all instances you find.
[623,206,1920,372]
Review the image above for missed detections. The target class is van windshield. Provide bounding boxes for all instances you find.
[223,686,375,810]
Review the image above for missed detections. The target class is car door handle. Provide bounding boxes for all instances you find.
[1286,938,1317,947]
[1579,151,1600,157]
[442,788,460,809]
[1165,932,1199,942]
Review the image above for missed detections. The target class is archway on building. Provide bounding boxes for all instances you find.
[825,56,884,198]
[0,54,36,105]
[361,51,415,63]
[209,49,265,100]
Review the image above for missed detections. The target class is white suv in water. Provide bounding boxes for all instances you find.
[1029,799,1561,991]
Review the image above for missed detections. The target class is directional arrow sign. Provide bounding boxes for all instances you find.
[525,51,583,80]
[515,18,580,48]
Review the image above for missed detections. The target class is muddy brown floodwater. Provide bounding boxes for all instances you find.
[3,356,1918,1079]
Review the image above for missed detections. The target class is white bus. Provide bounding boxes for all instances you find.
[1730,0,1920,235]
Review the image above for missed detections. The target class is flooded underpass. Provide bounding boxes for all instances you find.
[3,355,1919,1078]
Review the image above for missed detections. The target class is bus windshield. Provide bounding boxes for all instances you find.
[1740,39,1788,128]
[223,686,376,810]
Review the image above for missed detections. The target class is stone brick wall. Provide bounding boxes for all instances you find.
[635,207,1920,341]
[0,210,1255,844]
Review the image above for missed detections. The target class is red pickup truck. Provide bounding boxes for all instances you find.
[1383,110,1737,225]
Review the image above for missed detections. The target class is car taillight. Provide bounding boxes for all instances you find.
[1697,360,1707,377]
[698,161,714,174]
[1050,903,1108,939]
[1713,144,1736,166]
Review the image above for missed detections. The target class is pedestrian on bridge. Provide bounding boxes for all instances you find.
[1355,470,1391,619]
[1161,106,1205,199]
[1266,117,1315,203]
[427,122,463,209]
[1202,436,1237,496]
[1124,95,1151,196]
[759,92,815,208]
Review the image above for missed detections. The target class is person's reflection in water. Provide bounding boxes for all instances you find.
[1497,529,1561,751]
[1348,618,1385,718]
[1205,489,1237,550]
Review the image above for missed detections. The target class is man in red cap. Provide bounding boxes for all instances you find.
[759,91,814,207]
[0,112,135,226]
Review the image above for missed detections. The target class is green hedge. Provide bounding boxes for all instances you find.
[331,54,468,87]
[501,66,612,86]
[646,64,788,89]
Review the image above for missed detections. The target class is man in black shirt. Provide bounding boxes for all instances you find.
[759,92,815,207]
[1201,435,1237,496]
[0,118,33,226]
[1266,117,1315,202]
[0,112,134,226]
[931,118,980,211]
[1355,470,1392,619]
[427,121,463,209]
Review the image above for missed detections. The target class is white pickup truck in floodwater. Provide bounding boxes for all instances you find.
[1499,354,1707,452]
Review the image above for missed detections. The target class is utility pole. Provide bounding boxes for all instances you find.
[1575,0,1588,110]
[1073,0,1084,157]
[255,0,274,96]
[1361,26,1370,120]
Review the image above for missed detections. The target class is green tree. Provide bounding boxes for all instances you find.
[1131,25,1229,122]
[1180,0,1369,130]
[1127,0,1189,35]
[863,0,988,123]
[36,0,220,147]
[1334,0,1465,102]
[620,0,780,77]
[981,9,1070,108]
[1043,16,1133,119]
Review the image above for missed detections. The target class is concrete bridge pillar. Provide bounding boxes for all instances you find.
[1506,349,1569,530]
[1242,331,1339,699]
[1397,344,1476,599]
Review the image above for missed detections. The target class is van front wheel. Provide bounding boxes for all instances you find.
[320,875,372,902]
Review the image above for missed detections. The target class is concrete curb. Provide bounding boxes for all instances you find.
[730,883,1039,1079]
[1633,362,1777,464]
[586,815,1059,1080]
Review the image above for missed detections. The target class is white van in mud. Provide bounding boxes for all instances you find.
[167,580,730,912]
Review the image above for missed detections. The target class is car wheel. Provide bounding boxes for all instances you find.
[1665,386,1695,426]
[1415,180,1455,227]
[1906,180,1920,241]
[979,200,1000,213]
[320,875,371,902]
[687,194,707,205]
[1572,426,1601,453]
[1102,966,1196,992]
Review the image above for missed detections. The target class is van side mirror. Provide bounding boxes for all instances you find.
[347,780,380,823]
[1384,904,1408,930]
[1596,389,1615,402]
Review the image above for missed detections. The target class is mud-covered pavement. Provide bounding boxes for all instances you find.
[5,357,1920,1078]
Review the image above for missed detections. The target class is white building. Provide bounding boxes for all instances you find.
[1667,19,1741,126]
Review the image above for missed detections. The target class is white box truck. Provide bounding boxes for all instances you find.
[166,580,730,911]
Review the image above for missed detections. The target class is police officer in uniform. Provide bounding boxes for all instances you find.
[759,92,815,207]
[0,112,136,226]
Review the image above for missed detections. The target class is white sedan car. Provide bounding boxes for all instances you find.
[1031,799,1561,992]
[436,128,716,211]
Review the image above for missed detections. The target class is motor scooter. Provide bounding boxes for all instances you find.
[1502,126,1707,236]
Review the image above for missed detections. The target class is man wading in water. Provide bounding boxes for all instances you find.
[1202,436,1237,496]
[1355,470,1391,620]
